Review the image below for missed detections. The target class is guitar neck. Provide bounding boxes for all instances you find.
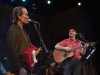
[71,45,85,52]
[71,42,96,52]
[35,47,41,56]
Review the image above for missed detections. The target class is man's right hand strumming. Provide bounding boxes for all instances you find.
[63,47,72,51]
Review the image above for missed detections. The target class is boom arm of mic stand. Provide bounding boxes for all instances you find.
[34,23,48,53]
[79,35,96,49]
[78,35,96,60]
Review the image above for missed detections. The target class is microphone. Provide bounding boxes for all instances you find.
[74,33,82,35]
[75,33,84,37]
[28,19,39,24]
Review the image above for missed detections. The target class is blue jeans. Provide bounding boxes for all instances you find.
[63,59,81,75]
[0,61,7,74]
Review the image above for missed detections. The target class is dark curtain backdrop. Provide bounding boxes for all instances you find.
[0,3,98,75]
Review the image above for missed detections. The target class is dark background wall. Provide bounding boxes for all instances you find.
[0,3,99,75]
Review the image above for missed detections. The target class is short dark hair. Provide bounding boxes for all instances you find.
[68,26,77,32]
[12,6,26,24]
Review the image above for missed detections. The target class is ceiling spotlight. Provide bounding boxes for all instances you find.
[47,0,51,4]
[78,2,81,6]
[22,0,26,2]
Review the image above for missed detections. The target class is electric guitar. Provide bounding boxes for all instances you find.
[25,45,41,71]
[53,42,96,63]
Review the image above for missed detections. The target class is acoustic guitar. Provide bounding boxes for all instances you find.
[53,42,96,63]
[25,45,41,71]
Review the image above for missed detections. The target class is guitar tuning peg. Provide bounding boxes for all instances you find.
[91,41,98,46]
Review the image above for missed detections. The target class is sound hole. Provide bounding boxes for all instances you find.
[60,51,68,57]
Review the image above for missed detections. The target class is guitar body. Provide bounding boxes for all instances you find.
[25,45,36,71]
[53,49,74,63]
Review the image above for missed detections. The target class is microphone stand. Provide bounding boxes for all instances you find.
[34,23,48,53]
[33,23,48,75]
[77,34,96,75]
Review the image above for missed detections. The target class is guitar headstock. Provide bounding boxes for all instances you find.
[90,42,97,46]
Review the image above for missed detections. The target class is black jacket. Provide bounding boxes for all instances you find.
[6,24,31,75]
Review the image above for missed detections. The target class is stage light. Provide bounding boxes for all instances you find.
[78,2,81,6]
[22,0,26,2]
[47,0,51,4]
